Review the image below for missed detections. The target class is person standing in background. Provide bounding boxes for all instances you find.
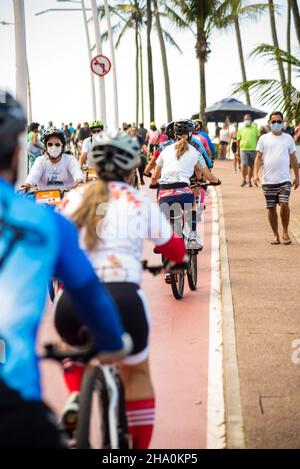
[237,114,260,187]
[137,123,147,143]
[218,123,230,160]
[254,111,299,245]
[228,124,240,172]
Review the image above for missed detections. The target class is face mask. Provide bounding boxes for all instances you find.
[48,145,62,158]
[244,120,251,127]
[271,123,283,133]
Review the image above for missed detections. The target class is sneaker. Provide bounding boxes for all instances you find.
[165,273,171,284]
[248,181,253,187]
[241,181,247,187]
[188,231,203,250]
[61,392,80,435]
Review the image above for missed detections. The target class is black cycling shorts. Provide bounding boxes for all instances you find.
[0,379,65,449]
[55,282,151,365]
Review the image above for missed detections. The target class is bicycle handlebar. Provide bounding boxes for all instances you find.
[149,180,221,190]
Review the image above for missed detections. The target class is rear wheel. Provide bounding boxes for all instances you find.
[76,366,109,449]
[187,251,198,290]
[170,271,185,299]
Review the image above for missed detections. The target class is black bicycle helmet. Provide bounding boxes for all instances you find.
[43,127,66,148]
[174,120,195,141]
[0,90,27,149]
[90,132,141,181]
[166,121,175,139]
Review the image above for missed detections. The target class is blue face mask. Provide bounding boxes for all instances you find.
[271,123,283,133]
[244,120,251,127]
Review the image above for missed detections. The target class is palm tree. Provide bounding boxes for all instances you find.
[215,0,269,106]
[233,44,300,122]
[268,0,286,99]
[146,0,155,122]
[287,0,292,89]
[170,0,227,118]
[290,0,300,46]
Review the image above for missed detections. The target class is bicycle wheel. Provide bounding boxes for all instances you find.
[170,271,185,300]
[187,251,198,291]
[76,366,109,449]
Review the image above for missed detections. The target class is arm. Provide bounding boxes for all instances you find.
[151,164,162,184]
[144,155,157,175]
[23,157,43,188]
[290,152,299,189]
[53,212,125,352]
[253,151,263,186]
[195,165,219,184]
[67,155,85,186]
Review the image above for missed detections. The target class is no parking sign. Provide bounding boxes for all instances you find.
[90,54,111,77]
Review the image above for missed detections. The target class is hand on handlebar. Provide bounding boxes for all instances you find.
[164,256,188,274]
[97,333,133,364]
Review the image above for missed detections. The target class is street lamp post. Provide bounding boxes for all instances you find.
[91,0,107,125]
[81,0,97,119]
[13,0,28,181]
[103,0,119,130]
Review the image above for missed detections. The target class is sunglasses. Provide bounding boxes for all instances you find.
[47,142,62,147]
[271,120,283,124]
[92,129,102,134]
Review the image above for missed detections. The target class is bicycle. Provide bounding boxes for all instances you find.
[41,338,131,449]
[149,180,221,300]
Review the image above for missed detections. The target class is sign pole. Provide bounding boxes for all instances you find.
[81,0,97,119]
[91,0,107,126]
[13,0,28,182]
[103,0,119,130]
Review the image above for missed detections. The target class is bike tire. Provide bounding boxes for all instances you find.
[170,271,185,300]
[187,251,198,291]
[76,366,109,449]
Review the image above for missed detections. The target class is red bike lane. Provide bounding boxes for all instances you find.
[39,188,213,449]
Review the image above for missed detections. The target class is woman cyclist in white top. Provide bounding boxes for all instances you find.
[22,128,84,191]
[150,120,220,247]
[55,132,187,449]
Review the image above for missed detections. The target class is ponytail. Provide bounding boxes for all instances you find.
[175,137,189,159]
[71,180,109,250]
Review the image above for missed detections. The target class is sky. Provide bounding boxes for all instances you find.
[0,0,299,130]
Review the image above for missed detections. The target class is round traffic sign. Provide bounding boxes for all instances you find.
[90,54,111,77]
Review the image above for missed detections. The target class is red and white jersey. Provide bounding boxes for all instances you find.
[60,182,172,284]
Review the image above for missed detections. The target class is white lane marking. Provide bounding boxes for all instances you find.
[206,188,226,448]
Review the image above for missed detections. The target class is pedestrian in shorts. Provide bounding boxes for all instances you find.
[237,114,260,187]
[253,111,299,245]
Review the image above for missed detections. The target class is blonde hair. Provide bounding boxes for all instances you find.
[71,180,109,250]
[175,137,189,159]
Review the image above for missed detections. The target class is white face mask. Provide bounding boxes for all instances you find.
[48,145,62,158]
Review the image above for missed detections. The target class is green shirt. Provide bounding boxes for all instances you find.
[237,125,260,151]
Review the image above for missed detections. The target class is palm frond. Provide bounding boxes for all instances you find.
[161,28,183,54]
[250,43,300,73]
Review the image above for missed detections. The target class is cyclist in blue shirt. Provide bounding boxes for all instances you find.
[194,119,216,158]
[0,92,130,448]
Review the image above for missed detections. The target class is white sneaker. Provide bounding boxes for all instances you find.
[188,231,203,250]
[61,391,80,434]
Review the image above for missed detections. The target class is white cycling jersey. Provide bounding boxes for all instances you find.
[25,153,83,190]
[61,181,172,284]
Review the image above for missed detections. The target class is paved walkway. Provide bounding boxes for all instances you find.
[217,159,300,449]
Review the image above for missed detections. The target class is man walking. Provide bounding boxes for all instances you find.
[237,114,260,187]
[253,111,299,245]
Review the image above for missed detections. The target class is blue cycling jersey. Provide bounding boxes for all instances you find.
[190,136,214,169]
[0,177,124,402]
[199,131,215,156]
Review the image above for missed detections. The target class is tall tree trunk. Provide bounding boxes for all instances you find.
[196,23,207,119]
[139,33,145,124]
[268,0,287,96]
[135,23,139,126]
[153,0,172,121]
[234,16,251,105]
[290,0,300,46]
[146,0,155,122]
[287,0,292,88]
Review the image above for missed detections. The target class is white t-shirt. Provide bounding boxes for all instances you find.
[82,136,96,168]
[219,128,230,143]
[156,143,203,184]
[60,182,172,284]
[256,132,296,184]
[25,153,83,190]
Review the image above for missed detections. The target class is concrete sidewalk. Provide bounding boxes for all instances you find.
[216,159,300,449]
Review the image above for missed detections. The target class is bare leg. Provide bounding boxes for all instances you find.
[248,165,254,185]
[268,206,280,243]
[241,164,248,184]
[280,203,291,243]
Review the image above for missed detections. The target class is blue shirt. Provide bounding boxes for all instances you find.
[0,177,124,402]
[190,136,214,169]
[199,131,215,156]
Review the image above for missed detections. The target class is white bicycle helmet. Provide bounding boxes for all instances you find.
[90,131,140,179]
